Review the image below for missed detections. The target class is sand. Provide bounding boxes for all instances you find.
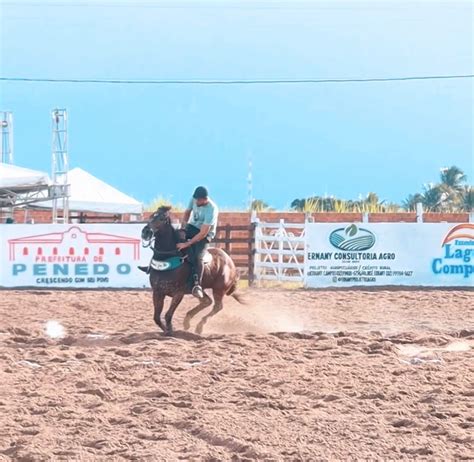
[0,288,473,461]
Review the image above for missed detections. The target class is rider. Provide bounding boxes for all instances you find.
[177,186,218,299]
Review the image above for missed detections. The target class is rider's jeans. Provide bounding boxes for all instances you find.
[185,225,210,285]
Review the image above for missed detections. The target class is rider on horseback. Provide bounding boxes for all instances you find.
[176,186,218,299]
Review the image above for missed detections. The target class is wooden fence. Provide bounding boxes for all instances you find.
[211,220,305,285]
[212,224,256,284]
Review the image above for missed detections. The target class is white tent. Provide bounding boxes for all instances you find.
[0,163,50,190]
[36,167,143,214]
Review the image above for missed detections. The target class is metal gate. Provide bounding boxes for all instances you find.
[254,219,305,282]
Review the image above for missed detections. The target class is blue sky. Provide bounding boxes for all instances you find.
[0,0,472,209]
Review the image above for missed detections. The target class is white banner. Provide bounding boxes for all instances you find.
[304,223,473,288]
[0,224,152,288]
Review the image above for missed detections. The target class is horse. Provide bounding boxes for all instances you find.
[140,206,243,335]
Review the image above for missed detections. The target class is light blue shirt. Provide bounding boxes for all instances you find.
[187,198,218,239]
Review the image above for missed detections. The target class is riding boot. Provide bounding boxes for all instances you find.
[191,261,204,299]
[138,257,152,274]
[192,285,204,299]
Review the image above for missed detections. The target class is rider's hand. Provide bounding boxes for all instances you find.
[177,242,190,251]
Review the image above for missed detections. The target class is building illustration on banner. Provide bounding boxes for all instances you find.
[8,226,140,261]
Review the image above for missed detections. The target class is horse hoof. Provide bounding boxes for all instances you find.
[195,324,204,335]
[164,329,174,337]
[183,319,191,331]
[154,322,165,332]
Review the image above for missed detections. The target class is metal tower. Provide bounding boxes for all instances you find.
[1,111,14,164]
[51,108,70,223]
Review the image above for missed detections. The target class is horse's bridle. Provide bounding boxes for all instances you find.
[141,209,181,256]
[141,212,157,249]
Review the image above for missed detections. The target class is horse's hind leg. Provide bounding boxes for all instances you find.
[164,292,185,336]
[183,293,212,331]
[153,291,166,332]
[195,289,225,335]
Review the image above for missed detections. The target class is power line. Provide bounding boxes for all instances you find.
[0,74,473,86]
[0,1,388,9]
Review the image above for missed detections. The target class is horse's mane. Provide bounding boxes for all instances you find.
[156,205,172,214]
[151,205,185,245]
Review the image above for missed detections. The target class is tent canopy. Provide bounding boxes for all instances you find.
[36,167,143,214]
[0,164,50,191]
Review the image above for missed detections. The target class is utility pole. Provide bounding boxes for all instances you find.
[247,154,253,212]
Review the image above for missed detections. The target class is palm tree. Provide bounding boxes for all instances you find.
[458,186,474,212]
[354,192,394,212]
[364,192,385,212]
[291,198,306,211]
[403,193,424,211]
[291,196,324,211]
[365,192,380,206]
[251,199,272,212]
[422,184,447,211]
[145,195,184,212]
[440,166,467,192]
[438,166,468,211]
[302,197,321,213]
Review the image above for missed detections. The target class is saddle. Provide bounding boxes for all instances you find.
[202,250,213,265]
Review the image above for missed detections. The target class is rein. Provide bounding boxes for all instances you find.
[141,215,184,258]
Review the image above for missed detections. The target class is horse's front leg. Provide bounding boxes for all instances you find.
[153,290,166,332]
[164,293,185,336]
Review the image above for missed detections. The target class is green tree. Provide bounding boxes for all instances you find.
[440,166,467,192]
[290,198,306,211]
[458,186,474,212]
[302,197,321,213]
[365,192,380,206]
[422,184,447,211]
[251,199,273,212]
[291,197,324,211]
[146,195,184,212]
[291,166,469,214]
[402,193,424,211]
[438,166,468,211]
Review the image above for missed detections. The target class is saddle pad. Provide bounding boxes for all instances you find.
[150,256,184,272]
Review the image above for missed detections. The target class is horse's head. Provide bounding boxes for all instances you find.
[141,206,172,242]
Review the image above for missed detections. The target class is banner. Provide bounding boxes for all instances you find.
[0,224,152,288]
[304,223,473,288]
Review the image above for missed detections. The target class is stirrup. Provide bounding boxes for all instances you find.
[192,285,204,299]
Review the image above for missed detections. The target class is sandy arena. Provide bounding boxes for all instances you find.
[0,288,473,461]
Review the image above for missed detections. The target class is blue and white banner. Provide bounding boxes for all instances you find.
[304,223,473,288]
[0,224,151,288]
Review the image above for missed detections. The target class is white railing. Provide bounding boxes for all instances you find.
[253,219,306,282]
